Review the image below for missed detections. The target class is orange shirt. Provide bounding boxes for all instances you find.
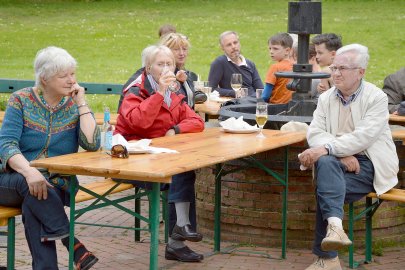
[265,59,293,104]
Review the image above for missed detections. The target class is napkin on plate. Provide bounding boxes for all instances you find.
[219,116,258,131]
[112,134,178,154]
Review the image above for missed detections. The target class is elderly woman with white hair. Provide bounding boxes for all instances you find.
[119,32,206,110]
[115,45,205,263]
[0,46,100,270]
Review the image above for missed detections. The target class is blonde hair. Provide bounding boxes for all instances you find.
[159,32,190,50]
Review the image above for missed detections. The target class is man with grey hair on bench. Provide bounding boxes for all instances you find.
[298,44,399,270]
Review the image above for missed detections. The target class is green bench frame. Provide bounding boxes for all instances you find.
[0,179,169,270]
[347,188,405,268]
[0,78,123,95]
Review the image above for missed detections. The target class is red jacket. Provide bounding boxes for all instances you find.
[115,72,204,141]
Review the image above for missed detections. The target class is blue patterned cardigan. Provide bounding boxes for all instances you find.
[0,88,100,180]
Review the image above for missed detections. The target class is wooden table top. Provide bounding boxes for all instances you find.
[30,128,306,183]
[389,114,405,125]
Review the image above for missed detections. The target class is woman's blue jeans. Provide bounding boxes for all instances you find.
[313,155,375,259]
[116,170,197,236]
[0,172,70,270]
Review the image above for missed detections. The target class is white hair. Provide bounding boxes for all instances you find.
[336,43,369,69]
[145,45,175,70]
[34,46,77,87]
[141,45,157,67]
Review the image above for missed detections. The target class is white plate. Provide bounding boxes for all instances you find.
[128,148,153,154]
[221,128,259,134]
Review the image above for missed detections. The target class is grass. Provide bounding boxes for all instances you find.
[1,0,404,112]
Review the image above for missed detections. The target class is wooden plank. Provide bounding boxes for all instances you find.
[0,206,21,226]
[75,178,134,203]
[391,129,405,144]
[367,188,405,203]
[30,128,306,182]
[389,114,405,126]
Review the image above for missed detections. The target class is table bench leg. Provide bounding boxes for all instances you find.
[69,176,77,270]
[7,217,15,270]
[135,187,141,242]
[281,147,288,259]
[214,163,223,252]
[149,183,160,270]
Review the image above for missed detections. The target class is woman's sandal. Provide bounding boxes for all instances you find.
[74,243,99,270]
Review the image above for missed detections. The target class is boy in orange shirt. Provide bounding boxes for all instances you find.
[262,33,293,104]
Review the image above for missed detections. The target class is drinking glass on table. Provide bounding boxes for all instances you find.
[203,81,212,101]
[256,88,264,102]
[256,102,268,138]
[231,73,242,95]
[237,87,248,99]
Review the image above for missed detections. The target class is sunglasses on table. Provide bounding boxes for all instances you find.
[107,144,129,158]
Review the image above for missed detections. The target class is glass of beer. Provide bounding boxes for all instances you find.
[256,102,268,138]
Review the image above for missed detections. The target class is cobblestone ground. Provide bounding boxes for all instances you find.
[1,176,404,270]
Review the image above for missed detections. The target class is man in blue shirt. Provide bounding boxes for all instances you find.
[208,31,263,97]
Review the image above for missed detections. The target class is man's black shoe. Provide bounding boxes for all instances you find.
[171,224,203,242]
[165,245,203,262]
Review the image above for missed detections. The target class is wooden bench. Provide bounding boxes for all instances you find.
[348,188,405,268]
[0,78,122,125]
[0,178,134,269]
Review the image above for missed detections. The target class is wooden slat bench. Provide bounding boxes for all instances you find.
[0,78,122,125]
[0,177,134,269]
[348,188,405,268]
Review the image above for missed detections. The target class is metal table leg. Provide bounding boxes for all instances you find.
[149,183,160,270]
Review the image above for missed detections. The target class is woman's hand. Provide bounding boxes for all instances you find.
[317,82,327,94]
[176,70,188,83]
[158,69,176,95]
[25,167,53,200]
[69,82,86,105]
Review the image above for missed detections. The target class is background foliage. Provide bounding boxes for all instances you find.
[1,0,404,111]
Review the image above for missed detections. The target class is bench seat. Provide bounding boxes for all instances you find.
[348,188,405,268]
[0,177,134,269]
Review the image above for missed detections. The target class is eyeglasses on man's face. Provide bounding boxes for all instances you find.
[329,65,361,73]
[108,144,129,158]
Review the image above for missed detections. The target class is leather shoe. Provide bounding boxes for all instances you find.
[171,224,203,242]
[165,245,203,262]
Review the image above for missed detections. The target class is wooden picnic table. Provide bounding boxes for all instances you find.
[389,114,405,126]
[30,127,306,269]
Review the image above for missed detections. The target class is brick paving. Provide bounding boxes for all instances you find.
[1,176,404,270]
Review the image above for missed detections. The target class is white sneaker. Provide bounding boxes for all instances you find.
[321,224,352,251]
[305,256,342,270]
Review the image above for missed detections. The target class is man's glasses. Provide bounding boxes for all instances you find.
[108,144,129,158]
[329,66,361,73]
